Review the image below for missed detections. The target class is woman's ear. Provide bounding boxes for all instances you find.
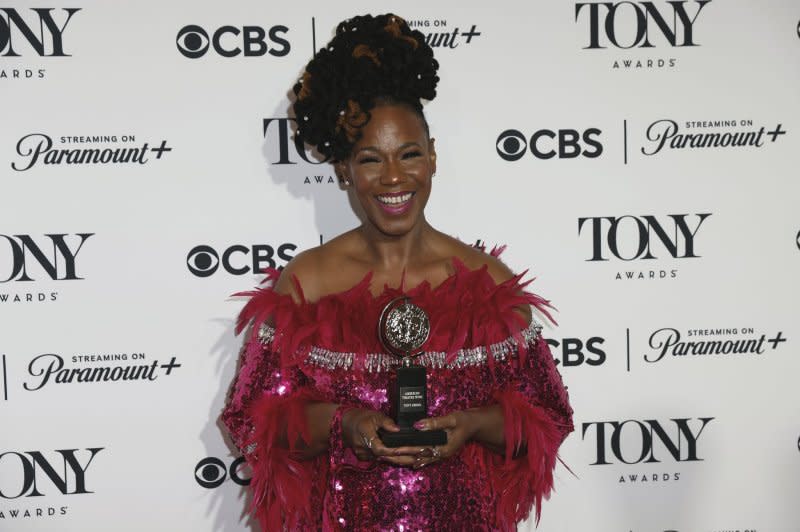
[429,138,437,174]
[334,161,351,186]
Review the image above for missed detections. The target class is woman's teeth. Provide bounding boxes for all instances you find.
[377,192,413,205]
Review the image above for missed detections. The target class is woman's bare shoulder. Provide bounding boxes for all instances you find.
[274,231,369,303]
[272,247,323,303]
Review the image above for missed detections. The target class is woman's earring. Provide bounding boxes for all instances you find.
[344,179,351,186]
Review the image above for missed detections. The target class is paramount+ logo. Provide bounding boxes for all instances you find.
[176,24,290,58]
[0,8,80,57]
[496,128,602,161]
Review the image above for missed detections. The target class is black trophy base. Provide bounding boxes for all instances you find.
[378,427,447,448]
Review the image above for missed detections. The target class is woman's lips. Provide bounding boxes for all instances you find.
[375,191,415,215]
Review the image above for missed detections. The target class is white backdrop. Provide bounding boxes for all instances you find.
[1,1,799,530]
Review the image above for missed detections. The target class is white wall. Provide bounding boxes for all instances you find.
[1,1,798,530]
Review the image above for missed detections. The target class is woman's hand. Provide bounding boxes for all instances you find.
[341,408,494,468]
[341,408,407,463]
[408,410,478,469]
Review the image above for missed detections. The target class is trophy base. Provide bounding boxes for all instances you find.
[378,428,447,448]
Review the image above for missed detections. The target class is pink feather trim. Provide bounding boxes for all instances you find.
[493,389,565,528]
[245,388,326,530]
[232,256,556,371]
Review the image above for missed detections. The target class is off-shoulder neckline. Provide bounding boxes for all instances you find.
[288,255,525,306]
[233,250,553,341]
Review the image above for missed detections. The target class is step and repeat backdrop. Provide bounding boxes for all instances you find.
[1,1,798,531]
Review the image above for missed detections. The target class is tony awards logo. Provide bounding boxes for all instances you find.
[377,297,446,447]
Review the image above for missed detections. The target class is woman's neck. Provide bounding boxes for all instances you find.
[357,218,439,271]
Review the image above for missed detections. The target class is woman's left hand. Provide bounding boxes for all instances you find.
[404,410,477,469]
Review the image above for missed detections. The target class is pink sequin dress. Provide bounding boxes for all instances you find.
[221,255,574,531]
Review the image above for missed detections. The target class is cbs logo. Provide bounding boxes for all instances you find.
[496,128,602,161]
[546,337,606,366]
[194,457,250,488]
[176,24,290,59]
[186,243,296,277]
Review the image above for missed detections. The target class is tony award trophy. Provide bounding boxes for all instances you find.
[377,297,447,447]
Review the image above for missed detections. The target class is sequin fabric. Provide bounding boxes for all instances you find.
[221,258,574,531]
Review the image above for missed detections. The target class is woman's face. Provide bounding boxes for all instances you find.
[338,104,436,238]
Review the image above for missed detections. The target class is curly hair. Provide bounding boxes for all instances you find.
[291,13,440,162]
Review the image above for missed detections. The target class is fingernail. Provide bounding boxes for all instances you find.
[413,421,426,430]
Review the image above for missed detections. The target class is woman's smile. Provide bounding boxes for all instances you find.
[375,191,416,214]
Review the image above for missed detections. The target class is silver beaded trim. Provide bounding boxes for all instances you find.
[244,426,258,455]
[257,323,275,345]
[257,321,542,372]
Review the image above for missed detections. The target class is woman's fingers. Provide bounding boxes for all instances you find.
[377,416,400,432]
[378,454,418,466]
[412,446,443,469]
[353,449,374,461]
[347,410,463,468]
[384,445,430,456]
[416,414,457,431]
[355,414,396,444]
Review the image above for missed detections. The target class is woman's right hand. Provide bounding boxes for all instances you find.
[342,408,407,463]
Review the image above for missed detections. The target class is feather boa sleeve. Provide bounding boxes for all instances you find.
[424,247,573,529]
[221,269,327,530]
[482,333,574,529]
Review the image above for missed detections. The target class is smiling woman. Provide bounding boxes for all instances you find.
[337,103,435,239]
[221,13,573,531]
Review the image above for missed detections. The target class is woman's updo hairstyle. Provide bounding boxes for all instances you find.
[292,13,440,162]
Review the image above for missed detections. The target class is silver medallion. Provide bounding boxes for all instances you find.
[378,297,430,356]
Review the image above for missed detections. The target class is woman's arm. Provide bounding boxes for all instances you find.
[464,404,506,455]
[468,333,574,456]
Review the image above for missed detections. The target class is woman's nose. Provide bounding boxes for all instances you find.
[379,159,405,185]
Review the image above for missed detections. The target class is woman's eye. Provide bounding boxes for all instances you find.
[402,151,422,159]
[358,157,380,164]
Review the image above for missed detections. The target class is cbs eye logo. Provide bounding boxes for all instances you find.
[186,243,296,277]
[496,128,603,161]
[194,456,250,488]
[176,24,290,59]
